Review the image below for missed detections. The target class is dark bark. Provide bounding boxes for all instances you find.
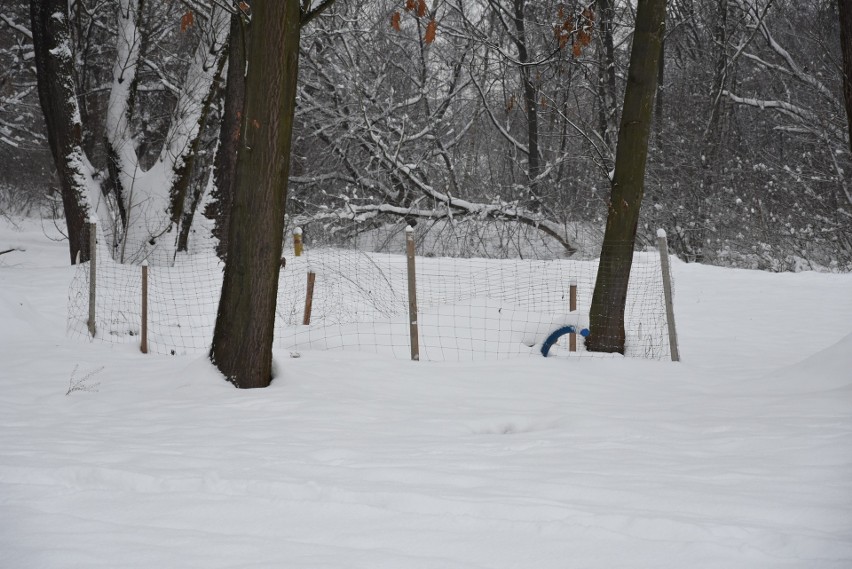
[210,0,303,389]
[176,205,194,253]
[176,172,206,253]
[208,13,248,261]
[839,0,852,153]
[30,0,92,264]
[596,0,618,158]
[511,0,542,206]
[586,0,666,354]
[654,32,665,137]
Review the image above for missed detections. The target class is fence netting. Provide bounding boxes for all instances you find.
[68,224,672,361]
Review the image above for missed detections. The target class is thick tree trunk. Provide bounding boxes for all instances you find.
[586,0,666,354]
[30,0,95,264]
[210,0,302,389]
[838,0,852,153]
[208,13,249,261]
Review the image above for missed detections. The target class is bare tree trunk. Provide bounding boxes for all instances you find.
[208,13,248,261]
[30,0,94,264]
[695,0,729,263]
[839,0,852,153]
[175,59,228,253]
[596,0,618,162]
[654,31,665,137]
[586,0,667,354]
[176,175,205,253]
[512,0,542,206]
[172,58,227,253]
[210,0,302,389]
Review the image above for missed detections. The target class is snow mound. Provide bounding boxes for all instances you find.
[761,331,852,393]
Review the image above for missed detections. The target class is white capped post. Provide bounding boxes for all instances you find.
[293,227,303,257]
[656,229,680,362]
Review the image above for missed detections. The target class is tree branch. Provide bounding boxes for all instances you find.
[0,13,32,39]
[301,0,336,26]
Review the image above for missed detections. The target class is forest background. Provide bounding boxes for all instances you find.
[1,0,850,272]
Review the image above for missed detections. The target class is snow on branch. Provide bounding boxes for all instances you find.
[105,0,144,194]
[470,74,530,156]
[360,115,577,254]
[722,90,845,143]
[157,4,229,174]
[301,0,337,26]
[0,13,32,39]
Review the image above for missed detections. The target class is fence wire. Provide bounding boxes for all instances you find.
[68,229,672,361]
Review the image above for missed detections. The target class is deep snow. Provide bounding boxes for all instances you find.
[1,218,851,568]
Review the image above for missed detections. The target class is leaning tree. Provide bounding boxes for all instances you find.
[585,0,666,353]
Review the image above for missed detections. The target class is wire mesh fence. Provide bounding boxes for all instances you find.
[68,224,673,361]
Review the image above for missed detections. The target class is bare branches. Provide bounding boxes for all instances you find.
[301,0,336,26]
[0,13,32,39]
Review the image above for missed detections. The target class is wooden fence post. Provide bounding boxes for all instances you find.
[303,271,316,325]
[141,261,148,353]
[405,225,420,361]
[87,220,97,337]
[657,229,681,362]
[569,279,578,352]
[294,227,303,257]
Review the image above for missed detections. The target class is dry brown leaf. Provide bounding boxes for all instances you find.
[424,19,437,44]
[180,11,194,33]
[572,42,582,58]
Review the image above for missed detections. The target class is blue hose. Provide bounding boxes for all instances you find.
[541,326,591,357]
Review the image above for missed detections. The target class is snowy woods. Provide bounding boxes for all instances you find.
[1,0,850,270]
[2,2,852,559]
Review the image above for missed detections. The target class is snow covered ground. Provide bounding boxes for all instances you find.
[1,218,851,568]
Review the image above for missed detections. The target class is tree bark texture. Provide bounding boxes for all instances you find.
[586,0,666,354]
[208,13,249,261]
[839,0,852,154]
[176,57,229,253]
[511,0,542,205]
[596,0,618,160]
[654,32,665,137]
[210,0,302,389]
[30,0,92,264]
